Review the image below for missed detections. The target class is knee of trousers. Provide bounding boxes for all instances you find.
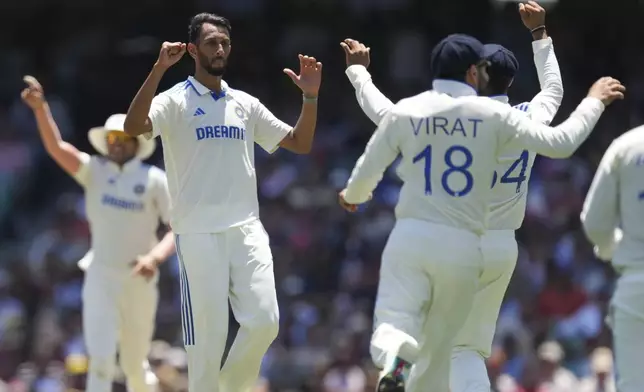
[89,357,117,381]
[242,311,280,345]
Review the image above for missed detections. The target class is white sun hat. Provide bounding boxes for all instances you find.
[88,113,156,160]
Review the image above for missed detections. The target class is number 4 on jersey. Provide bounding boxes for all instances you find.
[498,150,529,193]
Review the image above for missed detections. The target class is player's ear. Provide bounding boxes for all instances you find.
[465,64,478,88]
[508,77,514,88]
[187,43,198,60]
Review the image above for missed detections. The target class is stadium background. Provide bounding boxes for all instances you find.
[0,0,643,390]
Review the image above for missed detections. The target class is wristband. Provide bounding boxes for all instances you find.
[530,25,546,34]
[303,95,318,102]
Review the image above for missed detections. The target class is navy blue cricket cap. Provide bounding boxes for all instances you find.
[430,34,485,80]
[483,44,519,77]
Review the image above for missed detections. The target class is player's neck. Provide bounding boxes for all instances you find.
[193,71,224,94]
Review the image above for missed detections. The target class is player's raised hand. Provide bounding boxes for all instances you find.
[21,75,46,110]
[340,39,371,69]
[519,1,546,30]
[284,54,322,98]
[587,77,625,106]
[156,42,187,69]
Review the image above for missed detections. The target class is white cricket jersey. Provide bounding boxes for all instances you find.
[343,80,604,235]
[581,126,644,267]
[147,76,292,234]
[346,38,564,231]
[488,38,564,230]
[74,154,170,271]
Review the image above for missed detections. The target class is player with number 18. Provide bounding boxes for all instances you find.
[339,32,623,392]
[340,3,566,391]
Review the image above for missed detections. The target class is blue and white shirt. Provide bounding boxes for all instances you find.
[74,155,170,271]
[147,76,292,234]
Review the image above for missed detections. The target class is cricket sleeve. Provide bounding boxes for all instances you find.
[581,142,621,261]
[150,167,171,224]
[146,93,177,140]
[498,97,604,159]
[72,152,93,188]
[344,111,400,204]
[345,65,395,126]
[253,100,293,154]
[527,37,564,125]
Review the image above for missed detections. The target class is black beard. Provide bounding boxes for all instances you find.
[204,65,226,76]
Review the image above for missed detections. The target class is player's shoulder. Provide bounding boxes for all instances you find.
[389,91,442,115]
[613,125,644,147]
[456,95,510,119]
[224,84,260,107]
[139,162,168,185]
[158,80,191,100]
[512,102,531,113]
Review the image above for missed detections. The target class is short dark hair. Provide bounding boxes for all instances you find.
[486,66,513,96]
[188,13,231,44]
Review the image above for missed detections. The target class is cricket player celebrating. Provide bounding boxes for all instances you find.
[581,125,644,392]
[122,13,321,392]
[339,33,623,392]
[341,4,564,391]
[21,76,175,392]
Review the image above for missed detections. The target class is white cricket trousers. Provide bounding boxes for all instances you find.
[608,268,644,392]
[450,229,517,392]
[370,219,483,392]
[175,219,279,392]
[82,265,158,392]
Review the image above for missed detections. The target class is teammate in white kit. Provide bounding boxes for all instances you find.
[581,125,644,392]
[122,13,321,392]
[342,4,563,390]
[339,34,623,392]
[21,76,175,392]
[343,4,564,392]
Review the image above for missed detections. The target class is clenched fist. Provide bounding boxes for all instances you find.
[156,41,186,69]
[518,1,546,31]
[587,77,625,106]
[340,39,371,69]
[21,75,46,110]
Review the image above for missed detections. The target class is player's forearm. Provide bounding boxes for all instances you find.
[345,65,394,126]
[530,37,563,124]
[33,103,84,174]
[146,230,175,264]
[513,98,604,158]
[344,165,381,204]
[33,103,65,152]
[287,98,318,154]
[124,64,167,137]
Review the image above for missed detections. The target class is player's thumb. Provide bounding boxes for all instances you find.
[283,68,298,83]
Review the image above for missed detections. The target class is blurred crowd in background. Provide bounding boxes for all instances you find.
[1,0,643,391]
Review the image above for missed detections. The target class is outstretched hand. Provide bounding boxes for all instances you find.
[21,75,45,110]
[283,54,322,98]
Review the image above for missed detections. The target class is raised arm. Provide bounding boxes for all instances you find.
[124,42,186,137]
[580,142,621,261]
[499,77,624,158]
[21,76,86,178]
[341,111,400,206]
[519,2,563,125]
[278,55,322,154]
[341,39,394,126]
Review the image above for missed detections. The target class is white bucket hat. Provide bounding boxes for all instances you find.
[88,113,156,160]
